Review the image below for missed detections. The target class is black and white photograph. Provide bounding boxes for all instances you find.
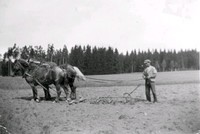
[0,0,199,134]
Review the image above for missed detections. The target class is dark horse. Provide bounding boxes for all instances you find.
[12,59,82,103]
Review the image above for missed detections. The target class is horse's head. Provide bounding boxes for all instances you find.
[11,59,29,76]
[13,60,22,72]
[8,56,19,75]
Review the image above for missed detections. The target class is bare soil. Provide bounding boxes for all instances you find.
[0,82,200,134]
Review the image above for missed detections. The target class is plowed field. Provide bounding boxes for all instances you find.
[0,71,199,134]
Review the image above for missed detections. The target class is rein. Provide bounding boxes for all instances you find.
[16,60,26,71]
[24,72,49,91]
[86,76,143,83]
[15,60,49,91]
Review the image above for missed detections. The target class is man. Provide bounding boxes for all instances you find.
[142,59,158,103]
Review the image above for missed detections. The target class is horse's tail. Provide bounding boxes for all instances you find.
[73,66,86,81]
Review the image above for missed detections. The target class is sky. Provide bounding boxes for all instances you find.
[0,0,200,57]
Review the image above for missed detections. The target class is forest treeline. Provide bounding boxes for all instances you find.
[0,44,199,75]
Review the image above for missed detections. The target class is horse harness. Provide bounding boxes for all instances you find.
[15,60,50,91]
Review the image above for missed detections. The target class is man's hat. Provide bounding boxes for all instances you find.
[144,59,151,64]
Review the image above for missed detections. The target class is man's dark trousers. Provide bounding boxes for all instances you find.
[145,79,157,102]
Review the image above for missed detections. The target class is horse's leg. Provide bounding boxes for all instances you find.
[43,85,51,100]
[61,84,70,101]
[31,85,40,102]
[54,83,61,103]
[69,82,76,100]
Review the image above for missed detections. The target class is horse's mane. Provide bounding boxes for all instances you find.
[28,62,40,70]
[59,64,73,70]
[42,62,57,68]
[18,59,29,68]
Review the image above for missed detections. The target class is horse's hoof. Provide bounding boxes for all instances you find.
[53,100,59,103]
[68,100,78,105]
[79,97,86,102]
[65,98,71,102]
[68,100,75,105]
[35,99,40,103]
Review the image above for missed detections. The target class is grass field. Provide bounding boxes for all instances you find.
[0,70,199,89]
[0,70,200,134]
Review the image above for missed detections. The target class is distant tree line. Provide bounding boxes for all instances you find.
[1,44,199,76]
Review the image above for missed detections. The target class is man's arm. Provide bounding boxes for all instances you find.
[142,69,148,79]
[149,67,157,78]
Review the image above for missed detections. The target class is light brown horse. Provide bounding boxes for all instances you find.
[59,64,86,99]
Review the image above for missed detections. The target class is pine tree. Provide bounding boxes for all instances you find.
[84,45,92,74]
[21,46,29,59]
[161,59,167,72]
[113,48,120,74]
[47,44,54,62]
[62,45,69,64]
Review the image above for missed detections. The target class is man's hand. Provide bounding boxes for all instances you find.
[146,76,150,79]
